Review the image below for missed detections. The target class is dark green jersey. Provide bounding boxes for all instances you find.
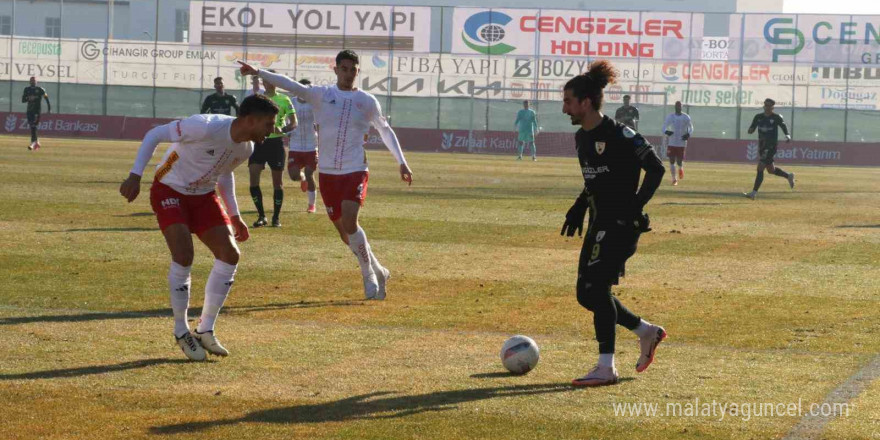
[201,93,239,116]
[614,105,640,129]
[22,86,48,114]
[749,112,789,144]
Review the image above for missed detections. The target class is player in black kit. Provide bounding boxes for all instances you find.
[559,60,667,387]
[22,76,51,151]
[201,77,239,116]
[744,98,795,200]
[613,94,639,130]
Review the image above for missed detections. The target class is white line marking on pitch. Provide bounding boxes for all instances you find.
[782,353,880,440]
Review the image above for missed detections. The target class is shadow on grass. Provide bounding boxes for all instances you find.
[469,371,523,378]
[150,383,572,433]
[660,202,739,206]
[836,224,880,229]
[35,227,155,233]
[0,358,189,380]
[112,212,154,217]
[0,300,365,326]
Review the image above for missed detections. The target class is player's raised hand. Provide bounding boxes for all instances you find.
[400,163,413,186]
[237,60,258,76]
[119,173,141,203]
[230,216,250,242]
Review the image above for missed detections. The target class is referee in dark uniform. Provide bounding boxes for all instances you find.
[560,60,667,387]
[201,77,239,116]
[22,76,51,150]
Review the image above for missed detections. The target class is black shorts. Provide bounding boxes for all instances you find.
[248,137,285,170]
[578,220,641,286]
[758,140,778,165]
[27,111,40,126]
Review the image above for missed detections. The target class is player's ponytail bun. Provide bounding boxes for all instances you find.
[564,59,619,111]
[585,60,618,90]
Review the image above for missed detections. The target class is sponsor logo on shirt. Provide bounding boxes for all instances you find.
[582,165,610,180]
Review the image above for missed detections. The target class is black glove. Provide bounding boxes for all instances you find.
[561,202,588,237]
[664,130,674,136]
[633,212,652,233]
[681,133,690,141]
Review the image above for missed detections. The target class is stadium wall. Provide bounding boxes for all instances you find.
[3,111,877,167]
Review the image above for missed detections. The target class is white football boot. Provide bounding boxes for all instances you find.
[375,266,390,301]
[193,330,229,357]
[175,332,207,361]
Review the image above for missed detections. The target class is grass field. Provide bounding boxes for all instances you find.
[1,136,878,440]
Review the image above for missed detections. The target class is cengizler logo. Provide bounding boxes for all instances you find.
[462,11,516,55]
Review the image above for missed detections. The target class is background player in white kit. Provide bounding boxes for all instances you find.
[287,78,320,213]
[660,101,693,186]
[239,50,413,301]
[119,95,279,361]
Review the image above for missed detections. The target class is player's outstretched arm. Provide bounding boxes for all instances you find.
[238,61,312,100]
[44,95,51,114]
[120,124,173,202]
[217,172,249,242]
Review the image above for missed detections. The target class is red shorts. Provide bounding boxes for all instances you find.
[318,171,369,221]
[288,150,318,170]
[667,146,686,161]
[149,181,230,235]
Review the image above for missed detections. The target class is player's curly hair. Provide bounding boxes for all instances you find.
[564,60,619,111]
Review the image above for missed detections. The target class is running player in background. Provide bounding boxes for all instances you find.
[287,78,320,213]
[613,95,639,130]
[22,76,51,151]
[514,100,538,161]
[660,101,693,186]
[248,70,297,228]
[119,95,278,361]
[560,60,667,387]
[201,77,240,116]
[239,49,413,301]
[744,98,795,200]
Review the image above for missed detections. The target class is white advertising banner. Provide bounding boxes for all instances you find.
[189,1,432,52]
[451,8,702,59]
[736,14,880,65]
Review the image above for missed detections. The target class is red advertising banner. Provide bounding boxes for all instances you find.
[4,112,878,167]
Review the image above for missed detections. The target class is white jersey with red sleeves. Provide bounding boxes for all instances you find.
[289,99,317,152]
[154,114,254,195]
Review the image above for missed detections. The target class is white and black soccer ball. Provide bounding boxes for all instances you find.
[500,335,540,374]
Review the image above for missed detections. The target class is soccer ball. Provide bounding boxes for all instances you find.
[500,335,540,374]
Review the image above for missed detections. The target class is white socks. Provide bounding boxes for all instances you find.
[168,262,192,337]
[307,190,316,205]
[633,319,655,339]
[669,163,677,178]
[196,259,237,333]
[348,227,377,280]
[598,353,615,368]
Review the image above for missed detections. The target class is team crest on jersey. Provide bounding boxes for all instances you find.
[207,149,215,156]
[595,142,606,155]
[596,231,606,242]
